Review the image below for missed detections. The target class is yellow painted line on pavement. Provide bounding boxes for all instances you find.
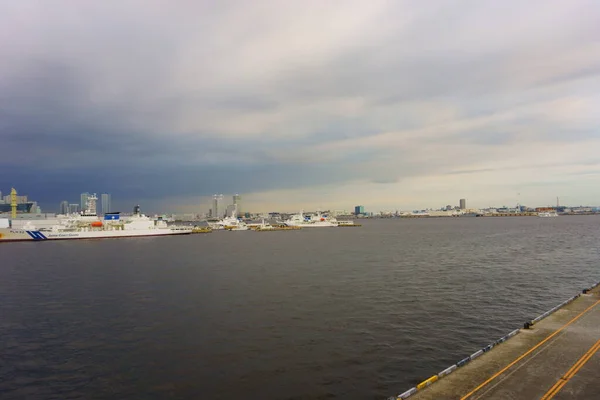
[460,299,600,400]
[540,337,600,400]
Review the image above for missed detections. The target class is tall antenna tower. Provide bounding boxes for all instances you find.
[556,196,559,208]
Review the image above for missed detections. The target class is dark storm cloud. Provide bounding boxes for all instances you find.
[4,160,370,208]
[1,0,599,211]
[0,58,384,204]
[0,62,184,168]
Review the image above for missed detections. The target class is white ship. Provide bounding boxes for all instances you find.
[538,211,559,217]
[283,211,339,227]
[209,205,249,231]
[337,220,358,226]
[0,195,192,242]
[252,219,276,230]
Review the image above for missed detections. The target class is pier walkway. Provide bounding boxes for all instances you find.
[400,284,600,400]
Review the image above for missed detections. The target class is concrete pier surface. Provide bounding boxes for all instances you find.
[405,285,600,400]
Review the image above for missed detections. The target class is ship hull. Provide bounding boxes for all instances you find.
[284,222,337,228]
[0,228,192,242]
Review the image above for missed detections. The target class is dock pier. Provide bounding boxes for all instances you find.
[391,282,600,400]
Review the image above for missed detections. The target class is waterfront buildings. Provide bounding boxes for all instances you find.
[80,192,90,212]
[354,205,365,215]
[233,194,242,215]
[460,198,466,210]
[0,188,40,214]
[60,200,69,214]
[101,193,111,215]
[212,194,223,218]
[225,204,236,217]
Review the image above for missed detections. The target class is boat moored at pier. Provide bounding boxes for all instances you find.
[0,195,192,242]
[283,211,340,227]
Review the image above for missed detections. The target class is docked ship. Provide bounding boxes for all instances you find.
[337,220,359,226]
[283,211,339,228]
[209,205,249,231]
[460,212,483,217]
[538,211,559,217]
[0,195,192,242]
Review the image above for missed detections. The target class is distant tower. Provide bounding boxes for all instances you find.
[233,194,242,215]
[80,192,90,212]
[459,198,466,210]
[60,200,69,214]
[213,194,223,218]
[10,188,17,219]
[101,193,111,215]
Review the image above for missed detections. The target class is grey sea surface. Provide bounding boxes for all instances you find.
[1,216,599,399]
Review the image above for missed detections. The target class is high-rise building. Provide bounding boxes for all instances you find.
[69,203,79,214]
[233,194,242,215]
[225,204,237,218]
[459,198,466,210]
[354,205,365,215]
[101,193,111,215]
[212,194,223,218]
[80,192,90,212]
[60,200,69,214]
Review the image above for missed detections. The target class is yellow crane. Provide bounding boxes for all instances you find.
[10,188,17,219]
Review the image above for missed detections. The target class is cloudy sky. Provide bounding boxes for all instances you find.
[1,0,599,213]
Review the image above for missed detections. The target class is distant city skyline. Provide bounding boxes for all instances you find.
[1,1,599,212]
[4,187,598,215]
[18,187,600,215]
[2,186,599,217]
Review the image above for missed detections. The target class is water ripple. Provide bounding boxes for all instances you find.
[1,217,599,399]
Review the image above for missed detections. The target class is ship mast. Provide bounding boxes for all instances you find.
[83,194,98,216]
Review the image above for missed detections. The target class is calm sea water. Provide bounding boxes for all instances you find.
[1,217,599,400]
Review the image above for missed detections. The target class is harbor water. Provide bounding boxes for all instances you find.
[1,216,599,399]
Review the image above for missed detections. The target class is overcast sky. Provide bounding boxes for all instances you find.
[1,0,599,213]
